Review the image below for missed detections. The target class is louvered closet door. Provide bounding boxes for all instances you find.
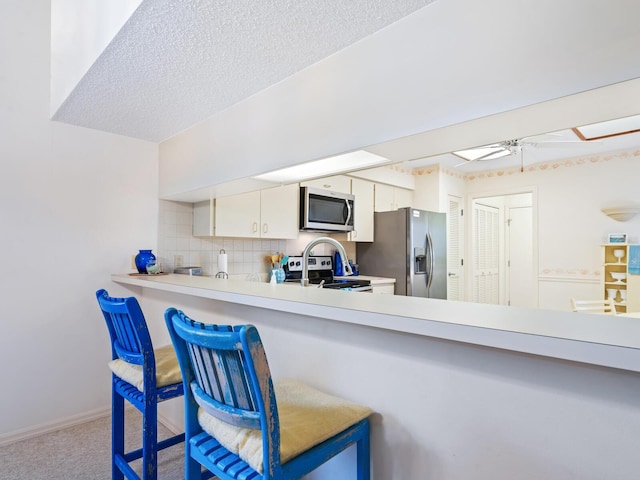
[472,203,500,304]
[447,195,463,301]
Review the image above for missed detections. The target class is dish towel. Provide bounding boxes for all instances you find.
[628,245,640,274]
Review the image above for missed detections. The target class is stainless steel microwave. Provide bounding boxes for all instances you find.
[299,186,355,232]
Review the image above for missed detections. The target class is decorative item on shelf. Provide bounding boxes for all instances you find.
[134,249,156,274]
[601,205,640,222]
[145,259,160,274]
[613,249,625,264]
[619,289,627,304]
[610,272,626,284]
[607,288,618,302]
[607,233,628,244]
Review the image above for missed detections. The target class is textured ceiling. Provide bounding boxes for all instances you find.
[52,0,436,142]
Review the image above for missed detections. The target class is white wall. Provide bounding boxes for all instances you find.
[412,166,443,211]
[0,0,158,441]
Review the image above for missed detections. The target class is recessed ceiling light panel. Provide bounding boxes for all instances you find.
[573,114,640,141]
[252,151,389,183]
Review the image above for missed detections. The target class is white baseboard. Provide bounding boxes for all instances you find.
[1,406,183,447]
[1,404,183,448]
[0,407,111,447]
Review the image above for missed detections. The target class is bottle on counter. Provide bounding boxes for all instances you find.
[349,260,359,276]
[334,251,343,276]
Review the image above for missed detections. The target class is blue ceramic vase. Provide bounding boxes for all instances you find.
[135,249,156,274]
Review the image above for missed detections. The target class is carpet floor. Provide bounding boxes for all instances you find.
[0,409,186,479]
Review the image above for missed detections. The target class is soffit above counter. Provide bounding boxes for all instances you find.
[51,0,436,142]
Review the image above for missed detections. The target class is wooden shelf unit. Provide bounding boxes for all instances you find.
[601,243,640,313]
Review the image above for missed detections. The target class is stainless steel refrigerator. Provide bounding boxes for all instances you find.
[356,207,447,298]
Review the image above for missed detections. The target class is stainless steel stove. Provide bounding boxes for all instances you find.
[284,256,372,292]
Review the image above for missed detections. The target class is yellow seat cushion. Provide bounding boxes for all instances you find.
[197,378,372,473]
[108,344,182,392]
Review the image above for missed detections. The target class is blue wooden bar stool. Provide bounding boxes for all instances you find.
[165,307,372,480]
[96,289,185,480]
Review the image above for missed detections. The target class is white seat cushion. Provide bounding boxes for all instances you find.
[108,344,182,392]
[197,378,372,473]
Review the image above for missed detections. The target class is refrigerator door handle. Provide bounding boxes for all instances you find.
[426,232,434,290]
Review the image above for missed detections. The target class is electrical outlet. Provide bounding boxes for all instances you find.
[131,255,136,270]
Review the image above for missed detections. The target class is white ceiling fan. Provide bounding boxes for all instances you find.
[453,132,601,170]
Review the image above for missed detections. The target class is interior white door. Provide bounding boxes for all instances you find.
[472,202,500,304]
[507,205,535,307]
[447,195,463,301]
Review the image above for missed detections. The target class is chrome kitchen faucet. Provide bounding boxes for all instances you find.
[300,237,352,287]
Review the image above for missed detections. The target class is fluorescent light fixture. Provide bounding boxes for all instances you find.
[453,145,511,162]
[573,114,640,140]
[252,150,389,183]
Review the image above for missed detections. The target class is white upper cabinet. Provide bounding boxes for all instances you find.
[215,184,299,239]
[374,183,413,212]
[260,184,299,239]
[394,187,413,210]
[348,178,374,242]
[192,199,215,237]
[215,190,261,237]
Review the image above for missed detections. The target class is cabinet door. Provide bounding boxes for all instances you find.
[372,284,395,294]
[260,184,299,239]
[375,184,413,212]
[348,178,374,242]
[301,175,351,194]
[215,190,260,237]
[394,187,413,209]
[374,183,395,212]
[193,199,214,236]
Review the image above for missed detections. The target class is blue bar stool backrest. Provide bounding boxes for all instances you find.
[165,307,371,480]
[96,289,184,480]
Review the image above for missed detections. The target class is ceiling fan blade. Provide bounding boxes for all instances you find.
[475,149,510,161]
[521,132,565,142]
[454,148,512,167]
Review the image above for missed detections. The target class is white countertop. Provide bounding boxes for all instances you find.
[112,273,640,372]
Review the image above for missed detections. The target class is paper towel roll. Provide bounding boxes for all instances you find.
[217,251,228,274]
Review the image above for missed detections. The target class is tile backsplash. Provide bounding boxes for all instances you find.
[157,200,355,280]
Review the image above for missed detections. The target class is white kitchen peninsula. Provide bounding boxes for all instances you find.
[111,273,640,480]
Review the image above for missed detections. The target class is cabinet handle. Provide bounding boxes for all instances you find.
[263,223,268,234]
[253,222,258,233]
